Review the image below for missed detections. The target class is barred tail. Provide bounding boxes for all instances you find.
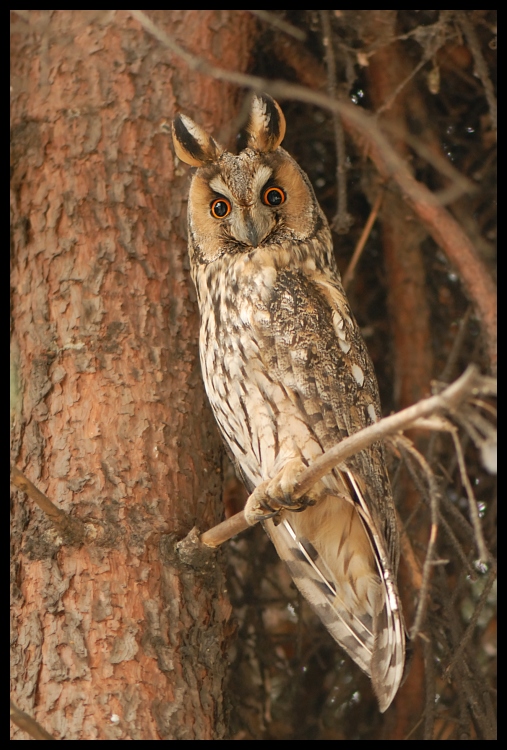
[264,478,405,711]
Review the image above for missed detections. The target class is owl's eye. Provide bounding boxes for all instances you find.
[210,198,232,219]
[262,187,286,207]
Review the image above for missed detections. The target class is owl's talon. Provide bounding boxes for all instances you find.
[244,481,280,525]
[290,496,316,512]
[244,459,315,525]
[244,499,280,526]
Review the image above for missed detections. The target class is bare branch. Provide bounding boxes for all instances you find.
[201,366,492,547]
[458,11,497,135]
[443,563,496,680]
[449,427,490,562]
[342,189,383,290]
[376,55,430,116]
[248,10,306,41]
[10,700,54,740]
[10,466,66,525]
[423,637,437,739]
[395,436,440,641]
[320,10,353,233]
[292,366,484,498]
[438,307,472,384]
[198,511,254,549]
[129,11,449,204]
[10,465,84,542]
[438,506,478,580]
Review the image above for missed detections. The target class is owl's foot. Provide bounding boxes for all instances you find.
[244,458,314,526]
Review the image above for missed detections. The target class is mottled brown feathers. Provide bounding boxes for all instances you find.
[172,94,405,712]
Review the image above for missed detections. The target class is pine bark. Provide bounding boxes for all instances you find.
[10,10,257,740]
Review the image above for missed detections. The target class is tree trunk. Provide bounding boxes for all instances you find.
[10,10,257,740]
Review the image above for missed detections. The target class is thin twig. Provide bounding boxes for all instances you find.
[469,396,497,420]
[404,716,428,740]
[400,413,491,573]
[10,465,65,524]
[398,510,423,590]
[248,10,306,41]
[10,700,54,740]
[199,512,250,548]
[438,511,476,580]
[10,465,83,540]
[380,121,476,203]
[439,485,476,545]
[342,189,383,290]
[448,426,490,562]
[454,405,497,447]
[423,637,437,739]
[376,55,430,117]
[443,563,496,680]
[201,366,485,547]
[439,306,472,384]
[458,11,497,135]
[395,436,440,642]
[320,10,353,233]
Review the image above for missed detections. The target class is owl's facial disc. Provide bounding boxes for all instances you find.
[188,146,320,264]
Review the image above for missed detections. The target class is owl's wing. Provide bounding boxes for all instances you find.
[250,268,405,710]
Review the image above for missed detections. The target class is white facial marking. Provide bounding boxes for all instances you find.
[252,165,273,198]
[209,175,232,200]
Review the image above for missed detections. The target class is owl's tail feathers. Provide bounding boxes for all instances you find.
[265,477,405,711]
[265,516,377,679]
[346,472,406,711]
[370,585,406,712]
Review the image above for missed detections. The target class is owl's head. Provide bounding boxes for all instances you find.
[172,95,326,263]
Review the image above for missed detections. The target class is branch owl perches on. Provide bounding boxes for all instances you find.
[172,94,406,711]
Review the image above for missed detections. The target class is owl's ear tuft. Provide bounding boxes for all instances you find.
[172,114,224,167]
[245,94,286,152]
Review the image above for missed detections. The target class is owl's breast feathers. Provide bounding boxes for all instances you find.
[196,243,381,491]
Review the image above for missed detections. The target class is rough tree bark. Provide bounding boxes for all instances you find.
[10,10,257,740]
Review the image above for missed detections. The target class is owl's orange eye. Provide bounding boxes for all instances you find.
[262,187,285,207]
[210,198,231,219]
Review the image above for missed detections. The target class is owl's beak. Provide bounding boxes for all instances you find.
[230,208,274,247]
[244,216,263,248]
[239,210,274,248]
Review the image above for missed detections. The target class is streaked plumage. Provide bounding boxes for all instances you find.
[173,95,405,711]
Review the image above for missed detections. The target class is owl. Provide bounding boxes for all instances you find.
[172,94,405,711]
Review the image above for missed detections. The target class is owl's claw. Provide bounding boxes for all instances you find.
[244,490,280,525]
[244,458,314,526]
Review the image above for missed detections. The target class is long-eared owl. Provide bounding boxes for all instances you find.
[173,95,405,711]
